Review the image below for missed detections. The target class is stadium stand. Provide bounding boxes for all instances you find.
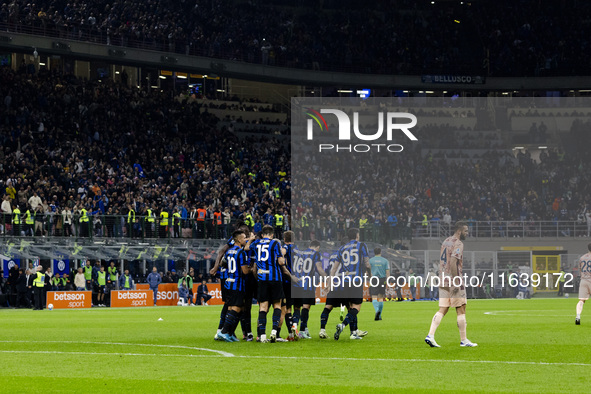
[1,0,591,76]
[0,63,590,243]
[0,66,290,239]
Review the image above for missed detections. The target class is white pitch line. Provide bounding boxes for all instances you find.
[0,349,590,368]
[0,350,225,359]
[0,340,234,357]
[484,311,570,316]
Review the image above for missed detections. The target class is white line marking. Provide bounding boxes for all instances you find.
[484,310,570,317]
[0,349,590,368]
[0,340,234,357]
[0,350,225,359]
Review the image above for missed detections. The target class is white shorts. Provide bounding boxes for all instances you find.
[579,279,591,300]
[439,287,467,308]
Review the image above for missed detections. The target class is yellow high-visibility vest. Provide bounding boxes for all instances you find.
[160,211,169,226]
[79,209,89,223]
[128,209,135,223]
[12,208,21,224]
[147,209,155,223]
[34,272,45,287]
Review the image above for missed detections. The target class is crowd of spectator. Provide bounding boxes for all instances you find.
[1,0,591,76]
[293,139,591,241]
[1,63,591,243]
[0,259,222,307]
[0,65,290,238]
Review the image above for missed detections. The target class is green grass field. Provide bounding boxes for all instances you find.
[0,298,588,393]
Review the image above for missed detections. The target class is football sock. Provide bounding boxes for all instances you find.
[293,309,301,327]
[272,308,282,331]
[428,311,444,337]
[372,300,379,312]
[577,301,584,318]
[235,311,243,335]
[320,307,330,329]
[241,303,252,336]
[457,314,467,341]
[343,308,358,328]
[218,304,228,330]
[301,308,309,331]
[257,311,267,337]
[378,301,384,313]
[350,313,358,332]
[222,310,239,335]
[285,313,292,330]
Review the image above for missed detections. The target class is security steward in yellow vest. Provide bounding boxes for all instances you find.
[12,206,21,236]
[145,207,155,238]
[25,206,35,236]
[33,266,45,310]
[274,212,284,238]
[359,215,369,239]
[79,206,89,237]
[173,209,181,238]
[159,208,169,238]
[301,212,309,240]
[244,212,254,229]
[127,206,136,238]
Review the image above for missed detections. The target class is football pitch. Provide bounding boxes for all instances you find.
[0,298,587,393]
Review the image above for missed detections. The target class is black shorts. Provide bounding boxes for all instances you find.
[97,285,106,294]
[326,291,348,307]
[244,275,257,304]
[257,280,284,303]
[292,288,316,307]
[293,297,316,307]
[370,277,387,296]
[225,289,245,307]
[346,297,364,305]
[282,282,292,308]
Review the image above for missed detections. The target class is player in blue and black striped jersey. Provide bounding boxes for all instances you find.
[218,230,253,342]
[280,230,298,341]
[292,240,327,339]
[211,221,250,341]
[332,228,370,340]
[319,239,347,339]
[251,225,294,343]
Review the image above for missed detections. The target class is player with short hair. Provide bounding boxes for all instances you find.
[281,230,298,341]
[319,242,345,339]
[369,247,390,321]
[252,225,293,343]
[292,239,326,339]
[425,221,477,347]
[218,230,252,342]
[333,228,370,340]
[575,243,591,325]
[211,221,250,341]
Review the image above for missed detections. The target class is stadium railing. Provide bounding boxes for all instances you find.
[293,220,591,243]
[0,22,456,74]
[0,215,588,241]
[0,214,239,240]
[362,246,577,299]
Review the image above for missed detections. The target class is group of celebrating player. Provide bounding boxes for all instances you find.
[210,220,479,347]
[210,223,371,342]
